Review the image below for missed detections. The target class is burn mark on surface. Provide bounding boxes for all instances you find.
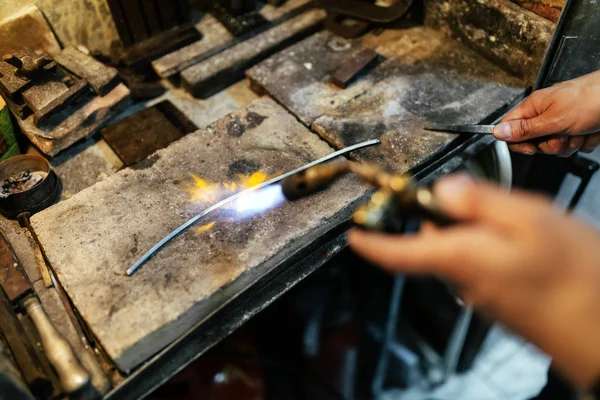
[340,121,387,146]
[227,159,261,178]
[130,234,139,256]
[226,118,246,137]
[212,218,257,245]
[245,112,267,129]
[130,154,161,170]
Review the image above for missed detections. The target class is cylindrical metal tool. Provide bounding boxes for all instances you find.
[281,160,351,200]
[23,296,90,394]
[281,160,455,231]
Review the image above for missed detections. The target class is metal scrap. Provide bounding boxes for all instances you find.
[1,170,46,198]
[330,48,380,88]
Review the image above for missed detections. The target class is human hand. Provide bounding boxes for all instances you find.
[493,70,600,157]
[348,174,600,388]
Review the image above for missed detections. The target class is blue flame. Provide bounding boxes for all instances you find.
[229,184,286,220]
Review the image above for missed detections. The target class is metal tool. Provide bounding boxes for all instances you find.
[0,234,90,394]
[331,49,380,89]
[281,160,454,231]
[127,139,381,276]
[424,123,496,136]
[22,297,90,394]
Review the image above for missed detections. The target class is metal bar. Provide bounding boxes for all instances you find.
[534,0,577,90]
[371,274,405,396]
[424,124,495,135]
[443,306,473,379]
[126,139,381,276]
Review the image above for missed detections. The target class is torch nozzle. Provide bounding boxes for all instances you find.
[281,160,351,201]
[280,159,455,230]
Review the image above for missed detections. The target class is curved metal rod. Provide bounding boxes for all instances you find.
[126,139,381,276]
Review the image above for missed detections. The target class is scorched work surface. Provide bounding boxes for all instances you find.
[249,27,525,173]
[30,97,368,371]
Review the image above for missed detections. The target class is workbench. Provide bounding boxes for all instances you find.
[0,1,560,398]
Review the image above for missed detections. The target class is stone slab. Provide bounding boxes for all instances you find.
[152,14,234,78]
[152,0,313,78]
[18,83,131,156]
[0,5,61,56]
[54,46,119,96]
[424,0,555,84]
[246,27,441,126]
[312,27,524,173]
[247,31,384,126]
[181,9,326,98]
[31,97,368,371]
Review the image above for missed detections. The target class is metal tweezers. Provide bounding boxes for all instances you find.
[424,123,496,135]
[126,139,381,276]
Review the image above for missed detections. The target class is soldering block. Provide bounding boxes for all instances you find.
[30,97,368,372]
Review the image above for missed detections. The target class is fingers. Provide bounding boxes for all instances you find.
[558,136,586,158]
[536,135,571,156]
[509,134,597,156]
[347,227,494,285]
[494,89,565,143]
[509,142,538,155]
[433,174,550,232]
[493,115,562,143]
[581,133,600,153]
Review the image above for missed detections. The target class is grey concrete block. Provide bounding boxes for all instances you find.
[31,97,367,371]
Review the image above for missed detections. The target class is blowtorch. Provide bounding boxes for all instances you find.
[280,160,455,232]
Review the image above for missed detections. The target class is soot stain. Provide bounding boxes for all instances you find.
[130,234,139,256]
[228,159,261,178]
[245,112,267,129]
[340,121,387,145]
[130,154,160,170]
[227,118,246,137]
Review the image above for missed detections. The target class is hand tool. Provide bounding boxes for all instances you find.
[127,139,381,276]
[423,123,496,136]
[0,233,90,394]
[281,160,455,232]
